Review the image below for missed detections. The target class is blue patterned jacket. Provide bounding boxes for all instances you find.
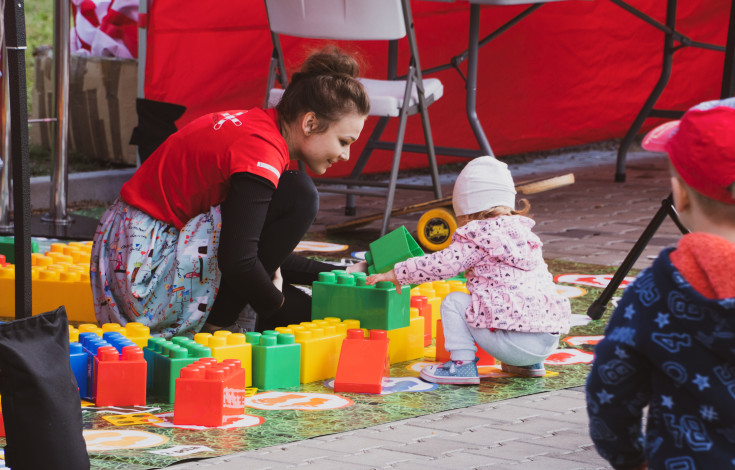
[587,247,735,469]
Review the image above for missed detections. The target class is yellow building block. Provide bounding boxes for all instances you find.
[292,319,361,384]
[0,241,96,322]
[194,331,252,387]
[124,322,151,349]
[386,309,425,364]
[69,325,79,343]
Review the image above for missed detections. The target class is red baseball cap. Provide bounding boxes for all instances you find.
[642,97,735,205]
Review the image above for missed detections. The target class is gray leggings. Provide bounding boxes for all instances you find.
[441,292,560,366]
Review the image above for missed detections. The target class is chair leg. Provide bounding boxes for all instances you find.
[381,91,413,236]
[416,79,442,200]
[344,117,390,215]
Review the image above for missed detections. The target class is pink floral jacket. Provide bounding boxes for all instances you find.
[395,216,571,333]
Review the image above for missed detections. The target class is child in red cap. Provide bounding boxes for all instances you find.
[587,97,735,469]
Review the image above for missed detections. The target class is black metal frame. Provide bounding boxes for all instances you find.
[587,194,689,320]
[614,0,735,182]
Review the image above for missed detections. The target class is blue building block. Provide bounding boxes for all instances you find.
[69,342,88,399]
[312,270,410,331]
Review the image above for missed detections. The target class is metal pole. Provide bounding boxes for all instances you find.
[0,41,13,231]
[5,0,33,318]
[43,0,71,224]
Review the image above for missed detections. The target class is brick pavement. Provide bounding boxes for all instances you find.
[170,147,680,469]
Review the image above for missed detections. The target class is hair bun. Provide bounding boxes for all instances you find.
[299,46,360,79]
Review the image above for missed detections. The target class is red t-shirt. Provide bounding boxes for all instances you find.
[121,108,288,229]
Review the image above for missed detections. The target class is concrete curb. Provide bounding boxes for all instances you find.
[30,167,135,210]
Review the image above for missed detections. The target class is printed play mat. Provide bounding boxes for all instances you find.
[0,256,633,469]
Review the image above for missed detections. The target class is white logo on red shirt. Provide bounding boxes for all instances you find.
[213,111,245,130]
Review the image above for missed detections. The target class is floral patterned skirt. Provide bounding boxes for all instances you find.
[90,199,222,338]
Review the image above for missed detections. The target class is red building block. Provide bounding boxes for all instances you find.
[411,296,432,347]
[0,400,4,437]
[94,345,147,407]
[174,358,245,427]
[334,329,390,394]
[435,319,494,366]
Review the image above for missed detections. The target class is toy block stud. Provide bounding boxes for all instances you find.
[312,271,410,330]
[410,296,432,346]
[174,358,246,427]
[95,345,147,406]
[365,226,424,275]
[334,329,390,394]
[251,333,300,390]
[198,332,252,387]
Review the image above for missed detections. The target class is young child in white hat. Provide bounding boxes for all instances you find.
[587,97,735,469]
[366,156,571,384]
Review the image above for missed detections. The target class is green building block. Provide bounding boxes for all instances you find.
[149,336,211,403]
[0,236,40,264]
[251,333,301,390]
[365,226,424,275]
[312,270,410,331]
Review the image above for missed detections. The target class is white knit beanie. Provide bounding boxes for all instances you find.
[452,156,516,216]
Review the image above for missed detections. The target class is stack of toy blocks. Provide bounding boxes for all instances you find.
[0,240,95,322]
[411,279,469,339]
[174,358,246,427]
[334,329,390,394]
[410,296,432,346]
[77,331,117,399]
[251,332,300,390]
[194,331,252,387]
[275,318,360,384]
[94,344,147,406]
[147,336,212,403]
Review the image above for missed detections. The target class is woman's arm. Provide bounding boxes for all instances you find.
[217,172,285,313]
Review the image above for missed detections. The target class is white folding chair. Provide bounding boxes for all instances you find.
[264,0,444,235]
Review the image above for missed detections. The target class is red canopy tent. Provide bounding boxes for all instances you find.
[138,0,731,177]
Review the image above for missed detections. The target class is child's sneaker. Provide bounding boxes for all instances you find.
[500,362,546,378]
[420,358,480,385]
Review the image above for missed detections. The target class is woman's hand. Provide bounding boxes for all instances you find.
[272,267,284,292]
[345,260,368,274]
[365,269,402,294]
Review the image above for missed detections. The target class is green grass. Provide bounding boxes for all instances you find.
[24,0,54,107]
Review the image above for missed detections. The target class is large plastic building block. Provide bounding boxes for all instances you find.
[435,319,494,366]
[416,285,441,338]
[365,226,424,275]
[0,241,95,322]
[69,342,88,398]
[149,336,212,403]
[289,321,342,384]
[334,329,390,394]
[0,236,39,264]
[251,333,300,390]
[385,309,425,364]
[194,331,252,387]
[94,345,147,406]
[78,331,117,399]
[312,270,410,331]
[143,337,166,392]
[174,358,245,427]
[410,296,432,346]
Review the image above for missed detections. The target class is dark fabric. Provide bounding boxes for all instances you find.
[0,307,90,470]
[208,170,327,327]
[129,98,186,163]
[587,248,735,469]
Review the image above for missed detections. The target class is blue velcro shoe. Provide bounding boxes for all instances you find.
[500,362,546,378]
[420,358,480,385]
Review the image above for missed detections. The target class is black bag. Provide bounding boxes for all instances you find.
[0,306,90,469]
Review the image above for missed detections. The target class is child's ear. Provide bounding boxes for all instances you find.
[671,176,691,214]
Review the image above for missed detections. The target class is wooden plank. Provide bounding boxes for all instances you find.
[326,173,574,233]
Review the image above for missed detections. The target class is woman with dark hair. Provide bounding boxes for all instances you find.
[91,47,370,338]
